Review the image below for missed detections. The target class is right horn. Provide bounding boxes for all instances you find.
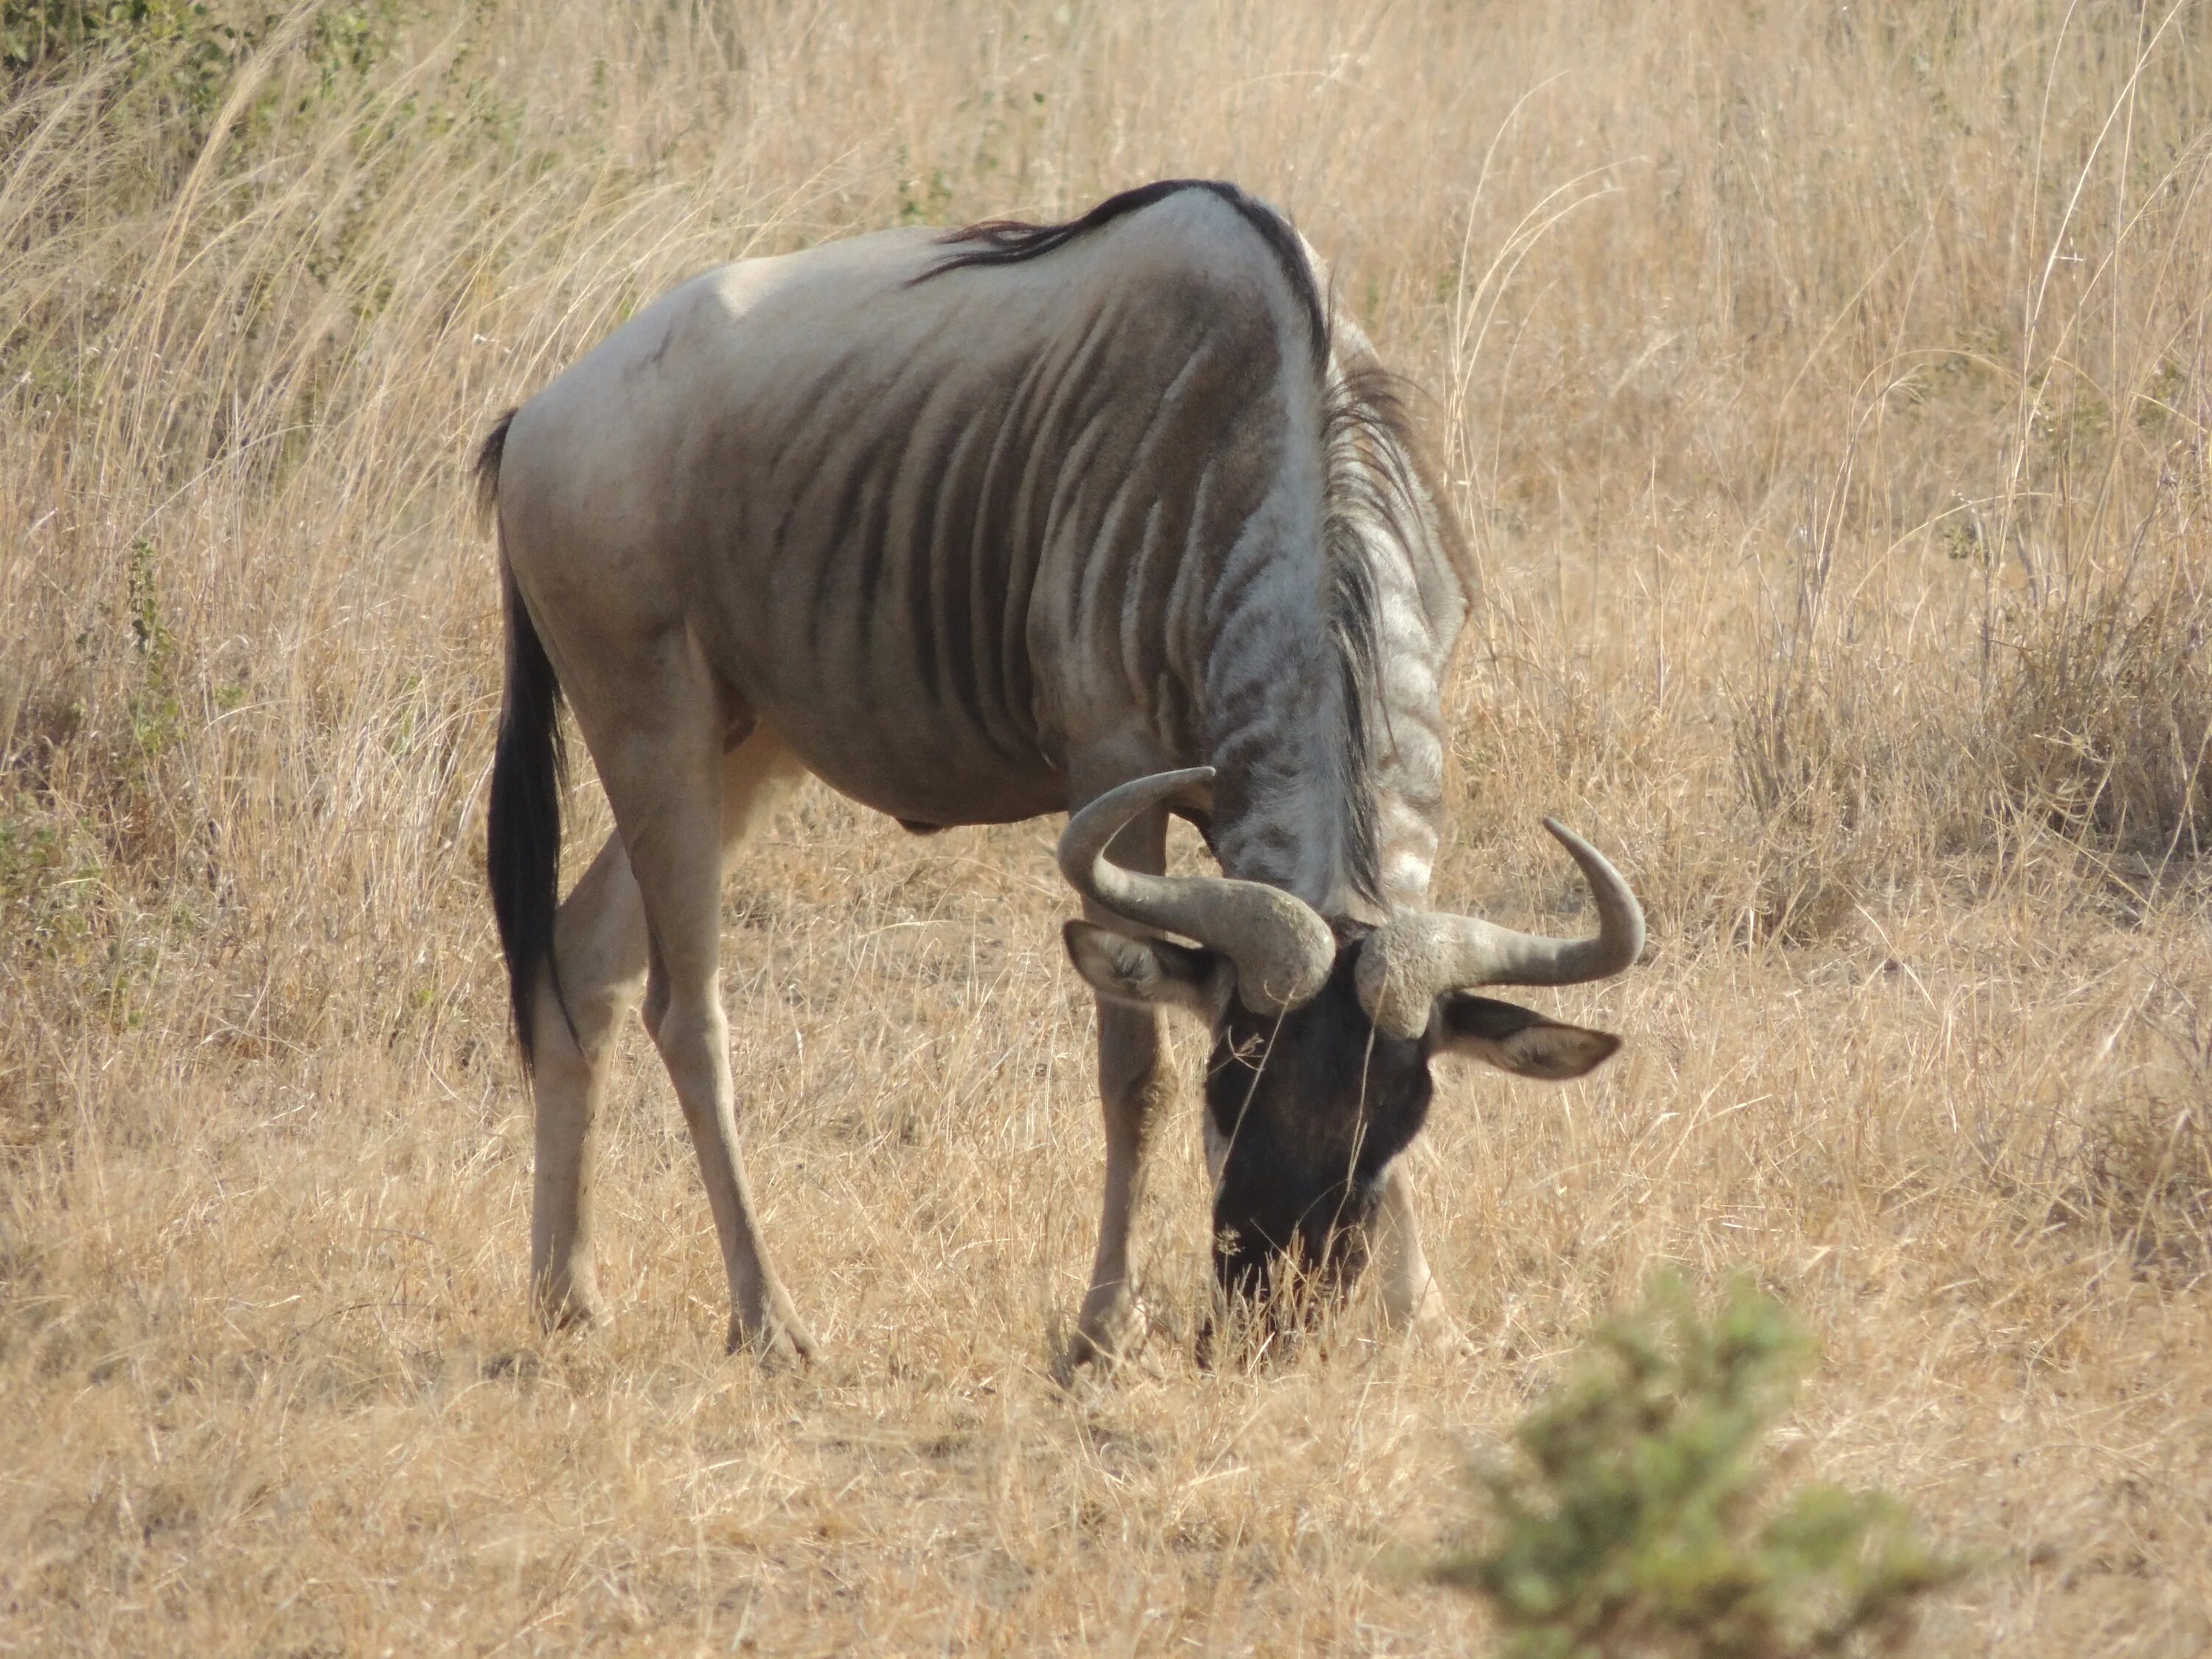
[1355,818,1645,1040]
[1058,769,1338,1014]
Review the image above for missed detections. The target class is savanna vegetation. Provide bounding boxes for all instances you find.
[2,0,2208,1650]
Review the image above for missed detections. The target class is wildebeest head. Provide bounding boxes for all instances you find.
[1059,768,1641,1307]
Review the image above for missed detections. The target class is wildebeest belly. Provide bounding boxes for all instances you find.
[743,679,1066,829]
[689,566,1068,829]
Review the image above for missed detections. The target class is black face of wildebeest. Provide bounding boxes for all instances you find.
[1063,919,1622,1318]
[1203,947,1430,1304]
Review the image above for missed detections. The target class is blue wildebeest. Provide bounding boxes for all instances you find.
[478,180,1643,1366]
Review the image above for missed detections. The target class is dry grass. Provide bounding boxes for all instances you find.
[4,0,2211,1651]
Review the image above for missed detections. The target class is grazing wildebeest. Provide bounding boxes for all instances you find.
[479,179,1643,1366]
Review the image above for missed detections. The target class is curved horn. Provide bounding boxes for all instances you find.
[1059,768,1337,1014]
[1356,818,1646,1040]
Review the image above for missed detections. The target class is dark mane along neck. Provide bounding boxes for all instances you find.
[1316,363,1468,916]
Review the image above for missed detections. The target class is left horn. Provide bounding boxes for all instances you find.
[1355,818,1645,1040]
[1058,769,1337,1014]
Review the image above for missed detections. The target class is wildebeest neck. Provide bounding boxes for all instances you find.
[1197,368,1464,925]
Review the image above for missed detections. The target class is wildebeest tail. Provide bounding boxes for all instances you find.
[480,409,571,1069]
[474,406,514,528]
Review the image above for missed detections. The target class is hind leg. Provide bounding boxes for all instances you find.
[593,675,815,1362]
[528,831,648,1329]
[529,727,807,1335]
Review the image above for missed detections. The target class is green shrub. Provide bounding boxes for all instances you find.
[1441,1276,1959,1658]
[4,0,409,161]
[3,1,246,90]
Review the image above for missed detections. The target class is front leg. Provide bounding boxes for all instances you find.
[1065,1000,1173,1371]
[1063,799,1172,1374]
[1372,1155,1453,1338]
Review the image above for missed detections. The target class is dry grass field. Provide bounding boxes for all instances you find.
[4,0,2211,1651]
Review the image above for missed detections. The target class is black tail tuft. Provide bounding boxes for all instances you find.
[482,422,568,1070]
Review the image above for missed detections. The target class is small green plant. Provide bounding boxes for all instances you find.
[4,1,248,108]
[1440,1275,1960,1658]
[122,538,183,765]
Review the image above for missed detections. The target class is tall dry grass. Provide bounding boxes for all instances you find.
[2,0,2208,1651]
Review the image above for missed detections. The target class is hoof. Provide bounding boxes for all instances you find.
[534,1276,613,1334]
[1398,1292,1469,1345]
[1054,1327,1116,1383]
[1056,1294,1148,1383]
[1398,1293,1474,1360]
[727,1301,818,1368]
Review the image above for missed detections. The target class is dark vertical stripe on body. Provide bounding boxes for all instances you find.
[922,400,989,748]
[1109,333,1225,712]
[1046,307,1135,665]
[975,348,1058,754]
[826,426,897,686]
[922,390,1003,755]
[883,380,956,726]
[860,391,934,717]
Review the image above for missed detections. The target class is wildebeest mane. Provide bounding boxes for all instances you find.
[917,178,1330,364]
[1320,366,1437,913]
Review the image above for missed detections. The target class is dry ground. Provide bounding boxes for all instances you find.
[4,1,2211,1652]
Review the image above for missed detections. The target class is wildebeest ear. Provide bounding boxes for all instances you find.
[1430,992,1621,1080]
[1062,921,1231,1018]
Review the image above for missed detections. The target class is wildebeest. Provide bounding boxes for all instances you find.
[478,179,1643,1366]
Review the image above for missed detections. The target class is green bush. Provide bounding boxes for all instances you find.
[1441,1276,1960,1658]
[3,1,243,86]
[4,1,407,152]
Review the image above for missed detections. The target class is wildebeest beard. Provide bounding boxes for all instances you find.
[1203,946,1436,1312]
